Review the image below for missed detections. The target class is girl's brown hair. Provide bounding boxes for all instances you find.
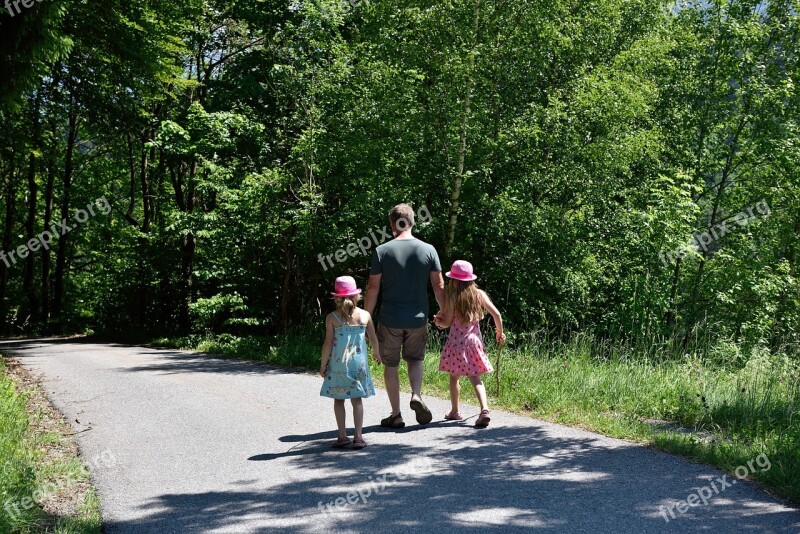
[447,279,484,324]
[335,294,363,320]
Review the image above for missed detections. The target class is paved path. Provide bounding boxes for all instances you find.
[3,339,799,533]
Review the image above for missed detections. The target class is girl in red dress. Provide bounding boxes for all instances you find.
[434,260,505,428]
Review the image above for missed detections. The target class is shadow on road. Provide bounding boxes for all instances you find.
[107,424,799,533]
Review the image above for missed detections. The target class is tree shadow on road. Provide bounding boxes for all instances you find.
[105,424,800,533]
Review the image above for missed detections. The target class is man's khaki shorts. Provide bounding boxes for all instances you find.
[377,324,428,368]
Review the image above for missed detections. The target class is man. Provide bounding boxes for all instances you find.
[365,204,446,427]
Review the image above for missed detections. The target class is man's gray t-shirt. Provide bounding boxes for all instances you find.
[370,238,442,329]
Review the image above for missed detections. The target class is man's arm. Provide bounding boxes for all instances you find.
[430,271,445,314]
[365,274,382,316]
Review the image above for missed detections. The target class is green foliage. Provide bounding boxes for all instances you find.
[0,0,798,353]
[189,293,247,331]
[0,0,71,106]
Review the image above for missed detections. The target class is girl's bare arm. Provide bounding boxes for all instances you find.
[363,310,382,364]
[435,298,455,329]
[480,290,505,344]
[320,314,334,376]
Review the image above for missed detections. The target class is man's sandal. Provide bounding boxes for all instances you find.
[380,413,406,428]
[410,398,433,425]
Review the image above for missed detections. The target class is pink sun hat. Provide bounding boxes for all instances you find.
[331,276,362,298]
[446,260,478,281]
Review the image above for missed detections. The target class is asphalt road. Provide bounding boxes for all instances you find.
[3,339,799,533]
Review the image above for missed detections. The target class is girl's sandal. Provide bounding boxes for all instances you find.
[475,410,491,428]
[332,436,352,448]
[352,437,367,449]
[444,411,463,421]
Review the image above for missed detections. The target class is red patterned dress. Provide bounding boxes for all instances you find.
[439,318,494,377]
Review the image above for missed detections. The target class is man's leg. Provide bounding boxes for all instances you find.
[384,365,401,416]
[405,326,432,424]
[405,326,429,400]
[408,359,424,399]
[377,324,404,426]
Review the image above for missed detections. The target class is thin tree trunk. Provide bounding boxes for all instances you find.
[681,108,748,350]
[53,109,77,320]
[23,92,42,322]
[178,231,195,331]
[40,129,56,325]
[445,0,481,256]
[0,163,16,328]
[177,159,197,331]
[665,256,682,330]
[279,243,294,332]
[138,137,154,327]
[41,71,61,327]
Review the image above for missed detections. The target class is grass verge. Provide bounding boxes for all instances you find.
[0,357,102,533]
[151,331,800,505]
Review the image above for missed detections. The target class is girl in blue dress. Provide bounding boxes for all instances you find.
[320,276,382,449]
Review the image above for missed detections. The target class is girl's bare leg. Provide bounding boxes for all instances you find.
[449,374,460,414]
[351,397,364,439]
[334,399,347,439]
[468,375,489,411]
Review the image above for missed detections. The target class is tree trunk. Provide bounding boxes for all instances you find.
[40,148,55,326]
[0,163,16,329]
[279,244,294,332]
[178,231,195,332]
[53,109,77,320]
[445,0,481,256]
[665,256,682,331]
[23,92,42,322]
[176,159,197,332]
[681,108,748,350]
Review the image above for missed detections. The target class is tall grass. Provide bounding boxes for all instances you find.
[0,359,102,533]
[0,360,38,532]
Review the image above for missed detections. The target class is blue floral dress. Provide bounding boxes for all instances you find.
[320,312,376,400]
